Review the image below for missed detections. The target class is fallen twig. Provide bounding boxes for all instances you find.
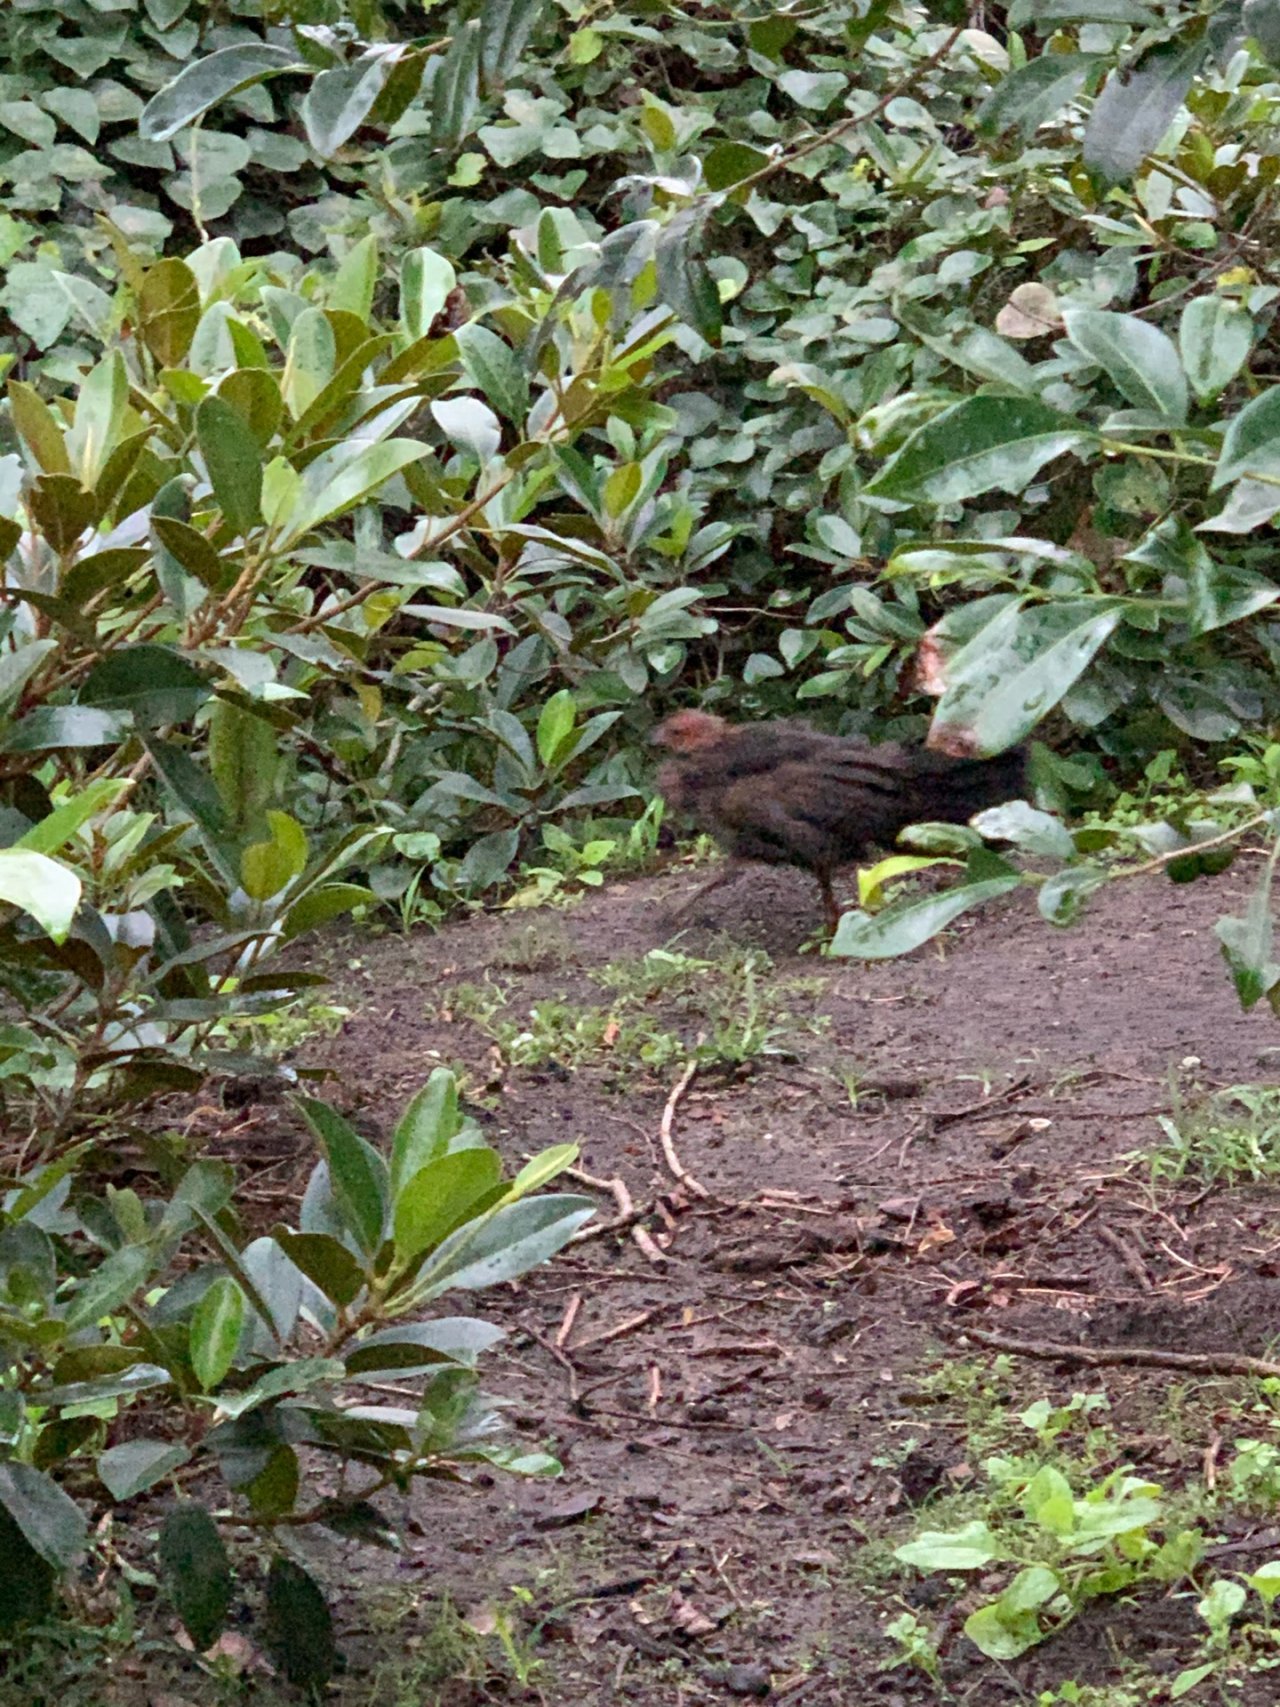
[526,1326,581,1403]
[572,1305,670,1353]
[565,1163,668,1264]
[555,1293,583,1349]
[929,1075,1031,1130]
[959,1325,1280,1381]
[660,1057,711,1199]
[646,1364,662,1416]
[1095,1223,1153,1292]
[753,1190,841,1217]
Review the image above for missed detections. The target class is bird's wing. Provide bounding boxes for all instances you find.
[713,752,914,868]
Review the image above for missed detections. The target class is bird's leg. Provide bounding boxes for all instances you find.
[668,859,743,920]
[816,871,842,935]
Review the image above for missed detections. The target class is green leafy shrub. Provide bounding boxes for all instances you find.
[894,1458,1202,1661]
[0,1067,591,1680]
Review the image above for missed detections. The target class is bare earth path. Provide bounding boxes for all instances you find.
[156,861,1280,1704]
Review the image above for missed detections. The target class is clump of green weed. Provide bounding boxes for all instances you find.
[489,918,576,972]
[595,943,829,1066]
[441,943,828,1080]
[1144,1083,1280,1185]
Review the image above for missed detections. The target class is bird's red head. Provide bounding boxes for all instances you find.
[650,710,730,754]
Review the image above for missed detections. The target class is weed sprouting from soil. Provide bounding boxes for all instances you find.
[443,942,830,1079]
[1143,1083,1280,1185]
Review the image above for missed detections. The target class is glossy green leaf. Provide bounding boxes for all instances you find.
[0,1463,87,1571]
[271,1229,366,1306]
[1179,295,1252,405]
[281,883,374,939]
[602,462,643,516]
[196,395,263,535]
[246,1444,300,1518]
[0,849,81,943]
[928,598,1125,753]
[138,258,201,369]
[971,802,1075,859]
[1083,35,1205,185]
[1186,559,1280,636]
[344,1317,503,1377]
[294,1096,388,1256]
[301,55,392,157]
[505,1143,579,1200]
[98,1439,191,1502]
[151,517,231,591]
[703,141,769,190]
[430,20,483,149]
[159,1503,232,1652]
[7,380,70,474]
[25,472,96,556]
[389,1068,466,1198]
[392,1148,504,1264]
[867,398,1088,505]
[66,352,128,491]
[1213,388,1280,489]
[208,701,278,838]
[536,689,577,767]
[140,45,303,142]
[39,1363,172,1414]
[280,439,430,545]
[330,234,379,321]
[281,308,336,420]
[241,811,308,902]
[218,368,284,447]
[456,323,528,424]
[655,214,721,343]
[264,1557,335,1691]
[895,1519,1000,1571]
[2,706,132,754]
[1062,309,1187,422]
[480,0,546,85]
[80,644,208,725]
[976,53,1103,139]
[400,248,457,340]
[430,397,500,462]
[189,1276,245,1390]
[65,1244,152,1330]
[404,1194,595,1304]
[963,1596,1045,1661]
[830,871,1020,960]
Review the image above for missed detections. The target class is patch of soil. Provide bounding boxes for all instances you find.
[105,862,1280,1701]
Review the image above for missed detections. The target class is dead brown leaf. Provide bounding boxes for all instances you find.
[995,282,1062,339]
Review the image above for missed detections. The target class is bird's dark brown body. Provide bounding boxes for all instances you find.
[652,711,1028,930]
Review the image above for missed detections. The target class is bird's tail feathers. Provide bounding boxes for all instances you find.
[908,744,1029,824]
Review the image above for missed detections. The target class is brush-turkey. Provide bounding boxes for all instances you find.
[652,710,1027,931]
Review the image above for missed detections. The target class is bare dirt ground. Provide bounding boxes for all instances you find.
[48,857,1280,1705]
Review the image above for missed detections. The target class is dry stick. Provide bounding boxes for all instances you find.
[566,1163,667,1265]
[660,1057,711,1200]
[960,1324,1280,1382]
[555,1293,583,1349]
[929,1075,1031,1130]
[525,1326,581,1404]
[1109,813,1271,881]
[571,1305,670,1354]
[646,1364,662,1417]
[1095,1222,1154,1292]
